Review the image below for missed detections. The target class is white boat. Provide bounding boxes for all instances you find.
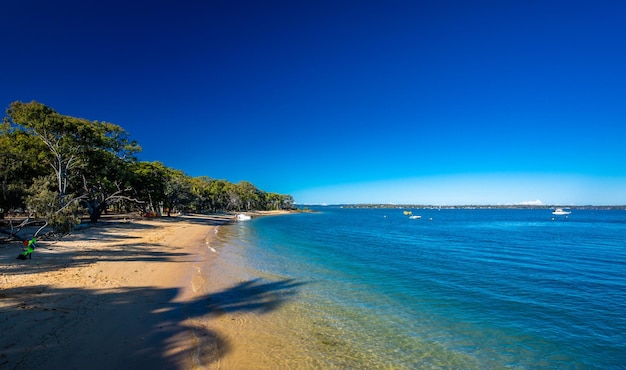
[236,213,252,221]
[552,208,571,215]
[409,215,422,219]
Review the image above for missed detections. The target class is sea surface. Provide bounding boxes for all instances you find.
[212,208,626,369]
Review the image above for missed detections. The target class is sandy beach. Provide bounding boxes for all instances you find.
[0,212,299,370]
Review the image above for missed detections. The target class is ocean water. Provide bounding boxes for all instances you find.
[214,208,626,369]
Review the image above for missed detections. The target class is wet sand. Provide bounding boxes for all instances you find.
[188,225,313,369]
[0,213,304,369]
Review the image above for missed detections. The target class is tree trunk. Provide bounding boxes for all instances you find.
[90,208,102,223]
[84,199,104,223]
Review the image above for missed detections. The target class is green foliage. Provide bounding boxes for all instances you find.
[25,177,80,233]
[1,100,294,225]
[0,119,48,213]
[5,100,140,200]
[163,168,193,216]
[4,100,143,223]
[131,161,168,214]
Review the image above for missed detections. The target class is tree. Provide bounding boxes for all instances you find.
[236,181,262,211]
[2,100,296,225]
[7,101,84,204]
[25,176,80,234]
[189,176,212,213]
[0,119,48,217]
[0,128,56,235]
[223,182,241,211]
[131,161,168,215]
[163,168,193,216]
[281,194,294,210]
[207,179,230,212]
[5,101,141,223]
[81,148,141,222]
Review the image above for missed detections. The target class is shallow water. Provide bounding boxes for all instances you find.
[208,208,626,368]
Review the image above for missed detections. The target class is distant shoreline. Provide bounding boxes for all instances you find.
[331,204,626,210]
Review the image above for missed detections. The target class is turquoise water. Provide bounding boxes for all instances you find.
[217,208,626,368]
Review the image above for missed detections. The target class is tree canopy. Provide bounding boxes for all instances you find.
[0,101,294,232]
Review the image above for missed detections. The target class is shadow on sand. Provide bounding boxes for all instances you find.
[0,213,234,245]
[0,277,304,369]
[1,232,191,277]
[0,215,304,368]
[1,214,234,276]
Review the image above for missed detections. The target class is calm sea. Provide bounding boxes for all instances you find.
[214,208,626,369]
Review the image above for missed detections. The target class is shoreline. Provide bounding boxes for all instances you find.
[3,208,621,368]
[0,214,243,368]
[190,222,311,369]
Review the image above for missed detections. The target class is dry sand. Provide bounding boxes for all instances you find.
[0,214,248,369]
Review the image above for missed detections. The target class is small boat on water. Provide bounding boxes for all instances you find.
[552,208,571,215]
[409,215,422,219]
[236,213,252,221]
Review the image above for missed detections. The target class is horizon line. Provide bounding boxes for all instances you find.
[295,203,626,208]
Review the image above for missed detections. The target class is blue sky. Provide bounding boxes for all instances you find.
[2,0,625,205]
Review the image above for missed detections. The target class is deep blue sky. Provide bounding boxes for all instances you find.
[2,0,625,204]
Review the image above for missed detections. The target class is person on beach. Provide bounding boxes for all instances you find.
[16,238,36,260]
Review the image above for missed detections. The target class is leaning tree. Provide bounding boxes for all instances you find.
[5,101,141,227]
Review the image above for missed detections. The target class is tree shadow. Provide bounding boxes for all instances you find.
[70,221,160,242]
[1,213,234,245]
[0,213,303,367]
[0,277,305,369]
[187,278,305,316]
[0,215,231,275]
[1,239,193,276]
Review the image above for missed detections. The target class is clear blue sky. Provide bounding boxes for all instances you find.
[2,0,625,205]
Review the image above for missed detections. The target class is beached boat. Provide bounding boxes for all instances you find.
[236,213,252,221]
[552,208,571,215]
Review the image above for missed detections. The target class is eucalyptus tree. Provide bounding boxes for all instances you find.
[281,194,294,210]
[208,179,230,212]
[189,176,212,212]
[7,101,85,204]
[80,146,141,222]
[261,192,294,210]
[264,192,283,210]
[3,101,296,224]
[0,119,48,216]
[163,168,193,216]
[131,161,168,215]
[223,181,241,211]
[5,101,141,224]
[236,181,262,211]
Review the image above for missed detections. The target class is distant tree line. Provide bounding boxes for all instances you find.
[342,204,626,210]
[0,101,294,233]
